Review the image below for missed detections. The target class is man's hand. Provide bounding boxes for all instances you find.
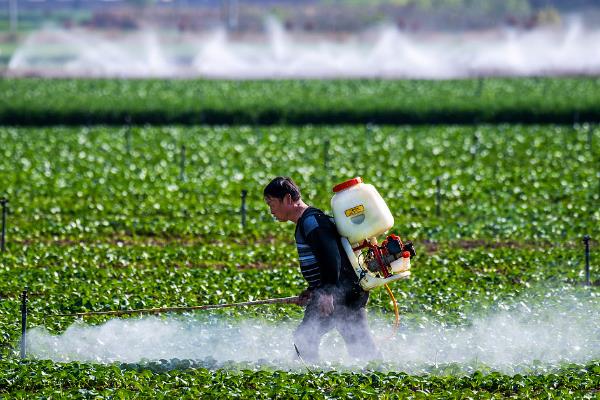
[297,288,313,307]
[318,293,334,316]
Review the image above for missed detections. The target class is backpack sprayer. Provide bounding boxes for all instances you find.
[331,177,415,328]
[331,177,415,291]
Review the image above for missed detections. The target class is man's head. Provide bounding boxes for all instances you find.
[263,176,302,222]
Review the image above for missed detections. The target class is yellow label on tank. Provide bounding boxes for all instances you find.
[345,204,365,217]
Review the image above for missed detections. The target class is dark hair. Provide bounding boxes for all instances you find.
[263,176,301,201]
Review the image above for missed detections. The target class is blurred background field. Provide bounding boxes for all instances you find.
[1,0,600,78]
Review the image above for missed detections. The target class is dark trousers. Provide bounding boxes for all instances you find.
[293,289,381,363]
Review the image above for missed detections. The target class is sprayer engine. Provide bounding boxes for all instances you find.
[340,233,414,291]
[364,235,416,274]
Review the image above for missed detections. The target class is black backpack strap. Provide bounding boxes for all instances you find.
[296,207,313,238]
[299,210,336,238]
[300,208,361,287]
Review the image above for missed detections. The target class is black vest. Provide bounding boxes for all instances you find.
[294,207,359,290]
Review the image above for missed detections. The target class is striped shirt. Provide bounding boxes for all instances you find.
[295,208,323,287]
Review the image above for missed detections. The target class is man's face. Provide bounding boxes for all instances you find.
[265,195,290,222]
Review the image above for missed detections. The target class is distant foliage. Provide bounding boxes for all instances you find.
[1,78,600,125]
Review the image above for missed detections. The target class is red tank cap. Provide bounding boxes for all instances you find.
[333,177,363,193]
[402,251,411,258]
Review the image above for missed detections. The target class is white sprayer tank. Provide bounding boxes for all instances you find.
[331,177,394,245]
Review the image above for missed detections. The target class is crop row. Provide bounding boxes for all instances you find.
[2,78,600,125]
[2,358,599,399]
[1,125,598,243]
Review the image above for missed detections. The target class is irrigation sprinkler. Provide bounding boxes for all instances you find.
[435,177,441,217]
[179,144,187,182]
[1,197,7,252]
[46,296,301,319]
[583,235,591,286]
[240,189,248,228]
[20,288,28,359]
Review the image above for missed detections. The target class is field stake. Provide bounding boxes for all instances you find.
[1,198,7,252]
[365,123,373,152]
[20,288,28,359]
[179,145,186,181]
[542,79,548,97]
[323,139,330,171]
[125,128,131,154]
[125,116,132,154]
[583,235,591,286]
[435,177,441,217]
[476,77,484,97]
[471,132,480,160]
[240,189,248,228]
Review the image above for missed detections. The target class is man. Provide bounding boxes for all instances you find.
[263,176,380,363]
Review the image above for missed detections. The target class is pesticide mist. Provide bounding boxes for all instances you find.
[28,288,600,374]
[7,16,600,78]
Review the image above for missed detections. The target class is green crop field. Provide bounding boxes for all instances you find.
[1,80,600,399]
[1,125,598,241]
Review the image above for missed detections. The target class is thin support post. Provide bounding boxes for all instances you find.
[365,123,373,152]
[471,132,480,160]
[20,288,27,359]
[240,190,248,228]
[1,198,7,252]
[179,145,186,182]
[583,235,591,286]
[476,77,484,97]
[125,128,131,154]
[435,177,441,217]
[124,115,132,154]
[323,139,330,171]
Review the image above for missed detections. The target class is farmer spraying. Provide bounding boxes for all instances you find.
[264,176,382,362]
[39,175,412,367]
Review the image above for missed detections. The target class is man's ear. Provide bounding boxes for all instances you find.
[284,193,293,205]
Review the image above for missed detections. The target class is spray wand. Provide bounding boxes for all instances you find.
[46,296,301,319]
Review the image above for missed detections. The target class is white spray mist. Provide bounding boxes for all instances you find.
[27,289,600,374]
